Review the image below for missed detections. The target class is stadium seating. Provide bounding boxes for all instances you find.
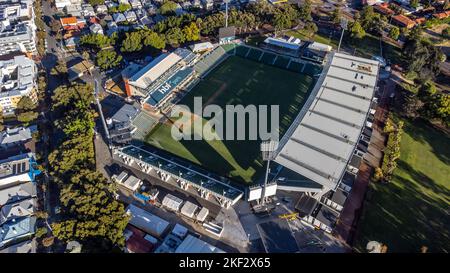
[131,111,157,141]
[287,61,305,73]
[193,46,228,77]
[273,56,291,69]
[247,48,263,61]
[260,52,277,65]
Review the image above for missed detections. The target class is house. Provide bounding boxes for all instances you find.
[64,36,79,49]
[391,14,416,29]
[67,60,95,81]
[201,0,213,10]
[129,0,142,9]
[105,1,118,9]
[373,3,394,16]
[0,126,37,150]
[95,4,108,14]
[415,17,426,24]
[65,4,83,17]
[125,10,137,22]
[0,182,36,207]
[106,21,119,36]
[82,4,96,17]
[0,216,36,249]
[118,0,130,4]
[113,13,127,23]
[0,199,35,225]
[432,11,450,20]
[60,16,86,31]
[89,23,104,35]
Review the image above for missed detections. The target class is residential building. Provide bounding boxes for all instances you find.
[106,21,118,36]
[125,10,137,22]
[0,153,40,188]
[113,13,127,23]
[95,4,108,14]
[0,215,36,249]
[89,23,103,35]
[81,4,96,18]
[54,0,82,10]
[0,125,37,149]
[67,59,94,81]
[65,4,83,17]
[129,0,142,9]
[0,0,36,56]
[392,14,416,29]
[60,16,86,31]
[0,55,37,114]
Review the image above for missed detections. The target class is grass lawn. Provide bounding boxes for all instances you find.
[145,55,315,183]
[355,118,450,252]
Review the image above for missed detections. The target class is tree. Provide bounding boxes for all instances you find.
[159,1,178,15]
[304,21,318,35]
[389,26,400,40]
[330,8,342,25]
[50,59,67,76]
[349,20,366,40]
[442,27,450,39]
[96,50,122,70]
[142,30,166,49]
[298,0,312,21]
[165,27,185,46]
[120,32,143,52]
[80,33,113,49]
[273,12,292,31]
[182,22,200,42]
[360,5,375,30]
[16,96,37,112]
[410,0,419,8]
[36,227,48,238]
[17,111,38,124]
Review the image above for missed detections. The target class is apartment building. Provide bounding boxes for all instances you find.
[0,55,37,114]
[0,0,37,56]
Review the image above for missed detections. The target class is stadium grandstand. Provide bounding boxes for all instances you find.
[123,48,197,111]
[112,145,244,208]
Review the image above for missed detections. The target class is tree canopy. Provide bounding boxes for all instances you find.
[96,50,122,70]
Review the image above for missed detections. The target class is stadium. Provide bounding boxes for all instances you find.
[113,38,381,225]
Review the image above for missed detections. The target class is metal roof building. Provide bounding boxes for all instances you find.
[175,235,225,253]
[275,52,380,194]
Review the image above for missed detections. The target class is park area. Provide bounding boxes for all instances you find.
[145,55,315,183]
[355,118,450,252]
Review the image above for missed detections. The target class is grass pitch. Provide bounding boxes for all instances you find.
[146,55,315,183]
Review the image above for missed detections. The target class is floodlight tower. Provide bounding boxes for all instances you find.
[337,18,348,53]
[260,140,278,205]
[224,0,230,28]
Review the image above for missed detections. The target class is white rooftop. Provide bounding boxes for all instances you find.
[275,52,380,190]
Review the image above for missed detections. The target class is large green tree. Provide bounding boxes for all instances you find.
[96,50,122,70]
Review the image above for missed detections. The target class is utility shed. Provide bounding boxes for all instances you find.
[162,194,184,212]
[180,201,198,218]
[196,207,209,222]
[126,204,169,237]
[118,175,142,192]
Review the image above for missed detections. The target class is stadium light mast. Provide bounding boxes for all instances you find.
[224,0,230,28]
[260,140,278,206]
[337,18,348,53]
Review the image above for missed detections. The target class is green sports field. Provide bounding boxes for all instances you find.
[145,55,315,183]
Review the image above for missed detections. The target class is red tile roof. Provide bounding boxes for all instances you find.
[60,17,77,26]
[392,14,416,28]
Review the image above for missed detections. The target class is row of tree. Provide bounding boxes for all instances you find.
[48,83,129,252]
[374,115,404,182]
